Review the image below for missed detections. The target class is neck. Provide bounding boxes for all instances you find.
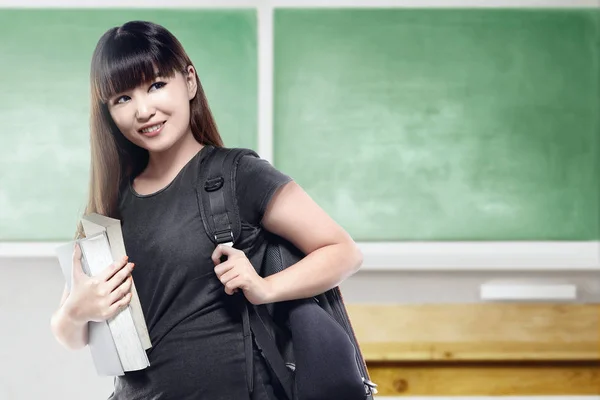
[145,130,204,179]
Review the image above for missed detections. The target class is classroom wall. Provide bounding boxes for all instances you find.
[2,257,600,399]
[1,1,598,399]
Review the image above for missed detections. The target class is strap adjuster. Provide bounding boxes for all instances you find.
[214,229,233,244]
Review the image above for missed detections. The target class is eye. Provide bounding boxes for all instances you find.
[115,95,130,105]
[150,81,166,91]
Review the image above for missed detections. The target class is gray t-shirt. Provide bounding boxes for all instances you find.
[109,145,292,400]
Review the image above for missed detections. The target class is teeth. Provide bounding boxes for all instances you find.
[141,123,163,134]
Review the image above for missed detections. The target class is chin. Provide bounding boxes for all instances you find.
[145,136,186,154]
[144,142,176,154]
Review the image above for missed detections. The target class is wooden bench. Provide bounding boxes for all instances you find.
[346,304,600,396]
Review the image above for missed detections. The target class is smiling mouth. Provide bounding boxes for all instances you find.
[139,122,165,134]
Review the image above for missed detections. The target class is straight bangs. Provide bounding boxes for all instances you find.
[93,29,184,103]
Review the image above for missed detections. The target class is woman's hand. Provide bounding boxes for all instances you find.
[211,245,274,305]
[63,244,135,324]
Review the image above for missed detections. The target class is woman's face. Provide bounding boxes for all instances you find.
[107,65,197,153]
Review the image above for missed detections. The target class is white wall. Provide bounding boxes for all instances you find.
[2,256,600,399]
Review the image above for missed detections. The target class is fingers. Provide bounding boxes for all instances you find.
[211,244,240,266]
[213,260,234,279]
[71,244,85,280]
[106,262,135,292]
[98,255,130,282]
[223,276,242,296]
[211,246,255,296]
[218,268,239,287]
[106,291,133,319]
[219,269,240,295]
[108,275,133,305]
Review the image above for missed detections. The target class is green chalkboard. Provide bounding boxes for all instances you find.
[0,9,257,241]
[274,9,600,241]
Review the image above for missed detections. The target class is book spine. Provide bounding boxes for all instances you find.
[127,283,152,350]
[79,248,125,376]
[106,224,152,351]
[79,234,149,372]
[105,307,150,371]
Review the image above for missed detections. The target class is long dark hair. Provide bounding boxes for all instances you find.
[77,20,223,238]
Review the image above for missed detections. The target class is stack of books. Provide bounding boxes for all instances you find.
[55,213,152,376]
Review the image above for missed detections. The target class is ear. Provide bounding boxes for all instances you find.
[185,65,198,100]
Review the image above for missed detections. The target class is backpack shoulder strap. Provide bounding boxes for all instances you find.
[195,145,259,396]
[196,146,258,246]
[197,146,296,400]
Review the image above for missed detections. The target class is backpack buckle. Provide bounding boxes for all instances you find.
[214,229,234,244]
[363,378,378,395]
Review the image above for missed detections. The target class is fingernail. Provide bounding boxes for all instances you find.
[130,263,135,269]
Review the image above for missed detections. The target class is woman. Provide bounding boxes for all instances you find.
[50,20,363,400]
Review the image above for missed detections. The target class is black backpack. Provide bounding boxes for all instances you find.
[195,146,377,400]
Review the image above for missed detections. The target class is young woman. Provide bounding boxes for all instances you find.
[50,20,363,400]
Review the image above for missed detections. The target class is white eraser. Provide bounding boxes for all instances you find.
[480,281,577,301]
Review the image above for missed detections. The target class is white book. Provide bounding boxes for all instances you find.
[56,240,123,376]
[80,213,151,351]
[78,232,150,372]
[55,233,150,376]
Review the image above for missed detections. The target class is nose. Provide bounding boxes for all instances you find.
[135,98,156,121]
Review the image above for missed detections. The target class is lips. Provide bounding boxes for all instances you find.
[138,121,165,137]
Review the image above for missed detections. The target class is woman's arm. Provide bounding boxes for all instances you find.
[260,181,363,303]
[50,285,89,350]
